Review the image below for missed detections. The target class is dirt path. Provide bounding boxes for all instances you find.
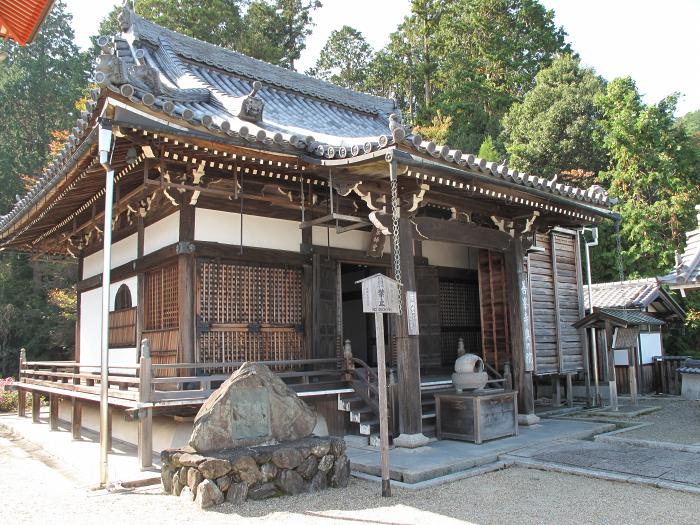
[2,432,700,525]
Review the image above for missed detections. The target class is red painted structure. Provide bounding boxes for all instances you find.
[0,0,54,45]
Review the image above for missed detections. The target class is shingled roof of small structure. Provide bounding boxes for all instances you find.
[660,205,700,290]
[584,278,685,320]
[0,7,616,237]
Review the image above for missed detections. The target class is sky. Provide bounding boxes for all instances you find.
[65,0,699,116]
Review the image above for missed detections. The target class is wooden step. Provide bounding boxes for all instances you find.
[350,406,375,423]
[338,395,365,412]
[359,419,379,436]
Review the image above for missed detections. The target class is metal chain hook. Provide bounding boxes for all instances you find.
[390,169,402,314]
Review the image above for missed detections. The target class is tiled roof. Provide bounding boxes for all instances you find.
[660,206,700,290]
[0,0,54,45]
[573,308,665,329]
[584,278,662,310]
[0,6,616,235]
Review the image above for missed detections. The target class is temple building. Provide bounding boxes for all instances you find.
[4,8,618,463]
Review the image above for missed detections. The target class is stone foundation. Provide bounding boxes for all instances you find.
[161,436,349,508]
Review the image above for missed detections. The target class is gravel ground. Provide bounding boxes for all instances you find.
[2,433,699,525]
[616,397,700,445]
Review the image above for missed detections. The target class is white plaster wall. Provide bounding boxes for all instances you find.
[422,240,478,269]
[59,403,192,453]
[82,233,138,279]
[79,276,139,372]
[195,208,301,252]
[145,211,179,254]
[312,226,391,253]
[640,332,662,364]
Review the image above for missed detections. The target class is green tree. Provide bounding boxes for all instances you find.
[0,0,89,214]
[270,0,322,70]
[309,26,373,90]
[592,77,700,281]
[501,54,606,178]
[478,135,501,162]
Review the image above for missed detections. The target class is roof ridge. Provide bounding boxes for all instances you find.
[121,8,397,116]
[586,277,659,288]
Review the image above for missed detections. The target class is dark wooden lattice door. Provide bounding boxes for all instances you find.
[415,265,441,369]
[197,260,305,369]
[312,254,339,359]
[439,278,481,367]
[477,249,510,372]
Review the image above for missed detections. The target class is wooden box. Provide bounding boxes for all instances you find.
[435,390,518,444]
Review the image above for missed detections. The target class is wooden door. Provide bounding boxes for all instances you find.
[477,250,510,372]
[312,254,339,359]
[439,277,481,367]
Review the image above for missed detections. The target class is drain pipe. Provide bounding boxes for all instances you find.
[98,119,115,488]
[583,227,601,407]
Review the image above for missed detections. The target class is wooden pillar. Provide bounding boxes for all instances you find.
[177,202,196,365]
[49,394,59,430]
[75,255,83,362]
[392,213,427,446]
[136,213,145,354]
[31,392,40,423]
[605,321,618,410]
[628,346,639,406]
[138,354,153,469]
[18,389,26,417]
[106,406,113,451]
[566,373,574,407]
[71,399,82,440]
[505,237,537,423]
[551,375,561,408]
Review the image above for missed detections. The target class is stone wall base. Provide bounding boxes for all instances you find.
[161,436,349,509]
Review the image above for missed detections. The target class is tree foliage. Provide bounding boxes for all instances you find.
[501,54,606,178]
[0,0,89,213]
[592,78,700,281]
[308,26,373,90]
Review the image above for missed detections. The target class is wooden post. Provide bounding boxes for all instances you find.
[136,213,145,356]
[138,344,153,469]
[392,214,426,443]
[32,392,40,423]
[628,346,638,406]
[18,349,26,417]
[343,339,355,382]
[551,375,561,408]
[604,321,618,411]
[505,237,537,423]
[177,202,196,365]
[71,399,82,440]
[49,394,59,430]
[566,373,574,408]
[107,406,113,451]
[374,313,391,497]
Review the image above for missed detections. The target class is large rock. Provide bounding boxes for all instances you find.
[276,470,305,495]
[330,455,350,488]
[230,455,263,485]
[226,482,249,504]
[189,362,316,452]
[199,458,231,480]
[195,479,224,509]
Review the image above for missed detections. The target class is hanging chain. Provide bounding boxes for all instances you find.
[390,172,402,314]
[614,219,625,281]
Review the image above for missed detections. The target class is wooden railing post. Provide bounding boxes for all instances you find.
[503,363,513,391]
[49,393,59,431]
[31,392,40,423]
[138,338,153,469]
[17,349,26,418]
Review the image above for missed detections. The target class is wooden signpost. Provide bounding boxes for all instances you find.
[356,273,400,497]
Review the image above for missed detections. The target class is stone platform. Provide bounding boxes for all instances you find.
[161,436,349,508]
[347,418,615,484]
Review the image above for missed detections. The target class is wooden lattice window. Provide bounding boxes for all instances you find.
[198,260,305,366]
[144,264,178,330]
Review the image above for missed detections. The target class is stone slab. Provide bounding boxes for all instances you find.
[347,419,615,484]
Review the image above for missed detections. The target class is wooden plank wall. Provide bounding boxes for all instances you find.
[477,250,510,372]
[144,264,179,377]
[108,307,137,347]
[529,231,586,375]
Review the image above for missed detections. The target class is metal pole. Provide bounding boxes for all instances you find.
[583,228,601,407]
[98,120,114,487]
[374,312,391,497]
